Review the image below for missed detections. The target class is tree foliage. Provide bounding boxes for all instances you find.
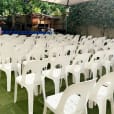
[67,0,114,34]
[0,0,65,16]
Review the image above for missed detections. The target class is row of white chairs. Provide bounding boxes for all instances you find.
[0,34,114,114]
[43,72,114,114]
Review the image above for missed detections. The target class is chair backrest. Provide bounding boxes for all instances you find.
[73,35,80,42]
[88,72,114,101]
[26,47,46,61]
[72,53,91,65]
[63,45,77,56]
[0,45,15,63]
[22,60,48,83]
[48,46,63,58]
[79,35,86,42]
[50,56,72,70]
[56,79,96,114]
[103,50,114,61]
[77,44,94,54]
[87,35,93,40]
[90,50,106,62]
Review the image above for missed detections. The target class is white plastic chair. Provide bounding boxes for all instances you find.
[88,72,114,114]
[42,79,96,114]
[0,45,21,92]
[66,53,91,83]
[102,50,114,74]
[85,50,106,79]
[14,60,48,114]
[42,56,72,93]
[48,46,64,59]
[63,45,77,56]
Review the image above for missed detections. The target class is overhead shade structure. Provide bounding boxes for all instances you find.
[41,0,92,6]
[41,0,93,33]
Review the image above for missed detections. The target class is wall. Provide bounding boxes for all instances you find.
[76,25,114,38]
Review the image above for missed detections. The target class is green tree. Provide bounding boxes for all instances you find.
[0,0,65,16]
[67,0,114,34]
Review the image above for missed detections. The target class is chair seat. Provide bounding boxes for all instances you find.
[0,63,21,71]
[96,83,112,100]
[46,93,63,110]
[74,64,84,73]
[66,65,74,73]
[97,86,109,99]
[90,82,112,101]
[16,73,35,85]
[66,64,84,74]
[46,92,81,114]
[0,63,12,70]
[42,69,61,79]
[42,70,51,76]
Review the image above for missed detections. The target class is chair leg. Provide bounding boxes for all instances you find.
[14,71,18,78]
[60,79,62,88]
[84,105,88,114]
[43,103,47,114]
[6,70,11,92]
[110,97,114,114]
[92,69,97,79]
[89,71,93,79]
[39,85,42,94]
[27,87,34,114]
[84,70,89,80]
[0,70,2,79]
[14,81,18,103]
[74,72,80,83]
[18,64,21,75]
[105,64,110,74]
[98,100,106,114]
[65,76,68,88]
[99,67,102,77]
[54,79,60,94]
[72,74,75,83]
[88,100,94,108]
[112,64,114,71]
[34,85,38,96]
[65,71,68,87]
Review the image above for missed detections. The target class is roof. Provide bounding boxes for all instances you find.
[41,0,92,6]
[32,13,62,19]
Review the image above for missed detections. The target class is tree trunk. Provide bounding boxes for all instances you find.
[12,15,15,30]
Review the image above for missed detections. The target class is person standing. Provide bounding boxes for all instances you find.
[50,28,54,34]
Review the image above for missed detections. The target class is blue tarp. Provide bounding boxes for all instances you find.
[2,30,51,35]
